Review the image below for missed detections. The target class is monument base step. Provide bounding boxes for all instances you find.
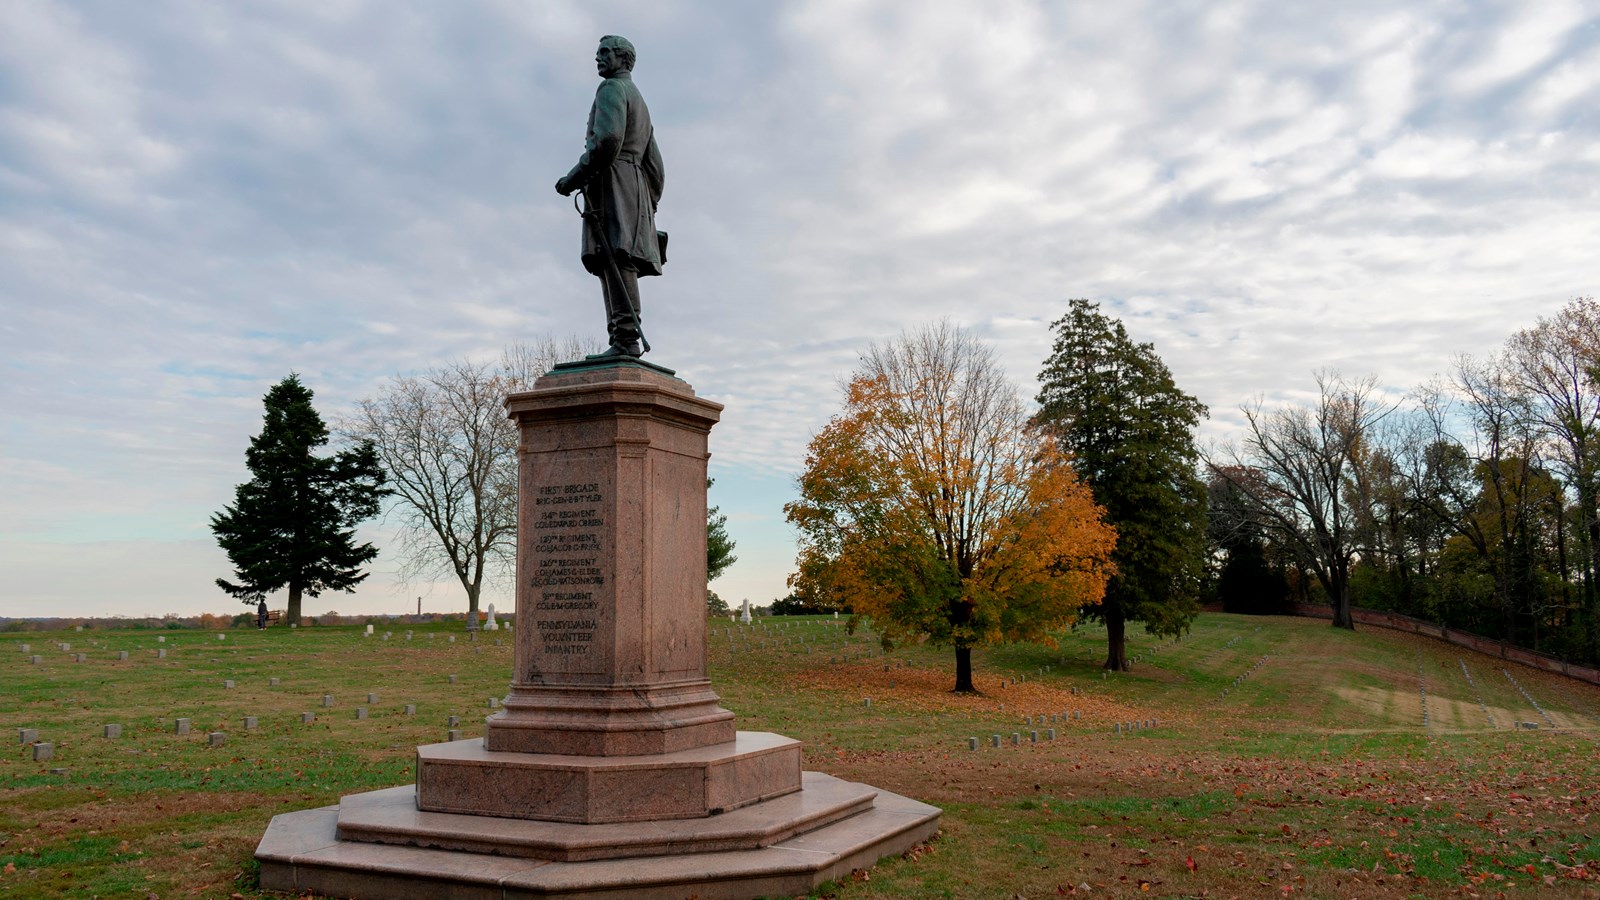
[416,732,801,824]
[256,771,941,900]
[339,770,874,862]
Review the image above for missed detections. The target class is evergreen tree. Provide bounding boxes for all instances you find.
[1035,299,1209,670]
[707,478,738,582]
[212,375,388,625]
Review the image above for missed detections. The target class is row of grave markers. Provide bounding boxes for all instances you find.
[1218,653,1272,699]
[14,670,508,768]
[17,703,490,763]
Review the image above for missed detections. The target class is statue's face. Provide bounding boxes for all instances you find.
[596,45,627,77]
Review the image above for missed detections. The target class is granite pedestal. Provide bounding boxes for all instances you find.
[256,360,939,898]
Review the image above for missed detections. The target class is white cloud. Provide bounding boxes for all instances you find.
[1449,0,1588,94]
[3,0,1600,617]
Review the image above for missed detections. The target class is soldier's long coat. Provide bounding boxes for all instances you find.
[568,72,664,277]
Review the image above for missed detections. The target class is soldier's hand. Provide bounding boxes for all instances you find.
[555,176,576,196]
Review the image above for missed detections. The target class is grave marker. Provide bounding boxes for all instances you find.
[33,742,54,761]
[174,718,191,735]
[104,724,122,738]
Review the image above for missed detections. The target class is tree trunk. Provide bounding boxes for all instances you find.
[1104,608,1127,671]
[465,584,481,632]
[948,596,976,691]
[1329,576,1354,630]
[1555,498,1571,622]
[952,646,975,693]
[287,584,303,627]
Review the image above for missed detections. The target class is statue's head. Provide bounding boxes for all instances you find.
[596,35,636,76]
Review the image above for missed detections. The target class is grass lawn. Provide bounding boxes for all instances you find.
[2,613,1597,898]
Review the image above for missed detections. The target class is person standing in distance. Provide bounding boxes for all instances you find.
[555,35,665,359]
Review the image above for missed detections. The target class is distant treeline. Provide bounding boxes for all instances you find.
[0,612,464,632]
[1208,296,1600,668]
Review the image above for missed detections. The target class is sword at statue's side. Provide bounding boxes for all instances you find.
[575,193,651,355]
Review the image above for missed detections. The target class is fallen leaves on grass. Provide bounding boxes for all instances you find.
[794,659,1188,725]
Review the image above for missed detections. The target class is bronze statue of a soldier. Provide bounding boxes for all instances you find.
[556,35,665,360]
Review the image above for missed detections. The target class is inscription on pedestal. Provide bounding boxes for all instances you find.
[531,483,605,666]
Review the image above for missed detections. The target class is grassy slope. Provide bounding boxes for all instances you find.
[1,614,1597,898]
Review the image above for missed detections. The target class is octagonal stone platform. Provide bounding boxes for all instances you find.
[344,769,874,862]
[257,771,941,899]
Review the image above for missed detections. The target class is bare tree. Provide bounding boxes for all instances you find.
[1505,297,1600,656]
[346,338,593,628]
[1213,372,1395,629]
[1413,356,1550,648]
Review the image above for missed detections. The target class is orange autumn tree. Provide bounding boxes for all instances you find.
[785,322,1116,692]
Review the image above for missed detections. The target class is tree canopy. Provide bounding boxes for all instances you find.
[347,358,523,629]
[211,374,388,625]
[1035,299,1208,669]
[786,321,1116,692]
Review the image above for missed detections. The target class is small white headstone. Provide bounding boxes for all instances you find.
[485,604,499,631]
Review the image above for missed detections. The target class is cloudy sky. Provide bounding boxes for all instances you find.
[3,1,1597,620]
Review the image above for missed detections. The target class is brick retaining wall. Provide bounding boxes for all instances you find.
[1286,602,1600,688]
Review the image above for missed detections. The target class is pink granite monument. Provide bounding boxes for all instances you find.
[255,360,940,898]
